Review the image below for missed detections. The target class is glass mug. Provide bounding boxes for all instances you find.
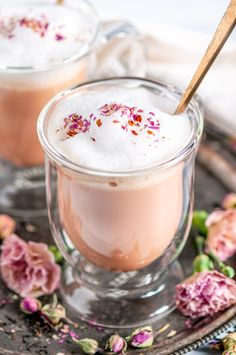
[37,78,203,328]
[0,0,145,216]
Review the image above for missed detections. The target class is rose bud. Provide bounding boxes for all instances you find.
[128,326,154,348]
[41,302,66,326]
[0,214,16,239]
[73,338,99,355]
[223,333,236,351]
[105,334,127,353]
[222,351,236,355]
[222,193,236,210]
[20,297,41,314]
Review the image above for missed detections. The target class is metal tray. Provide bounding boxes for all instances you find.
[0,130,235,355]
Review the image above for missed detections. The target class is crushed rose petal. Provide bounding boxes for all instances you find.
[0,234,61,297]
[175,270,236,319]
[62,102,161,141]
[0,14,66,41]
[19,16,49,37]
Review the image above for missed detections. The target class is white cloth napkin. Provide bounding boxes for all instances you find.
[98,21,236,137]
[140,23,236,136]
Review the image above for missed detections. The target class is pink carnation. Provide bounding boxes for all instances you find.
[0,234,61,297]
[0,214,16,239]
[205,209,236,261]
[175,270,236,319]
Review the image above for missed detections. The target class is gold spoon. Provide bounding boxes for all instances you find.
[175,0,236,114]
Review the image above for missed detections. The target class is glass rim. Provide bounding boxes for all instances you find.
[37,77,204,178]
[0,0,100,74]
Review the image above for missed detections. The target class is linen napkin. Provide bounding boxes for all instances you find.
[97,22,236,137]
[143,23,236,137]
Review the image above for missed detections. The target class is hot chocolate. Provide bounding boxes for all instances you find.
[0,1,96,166]
[47,85,191,271]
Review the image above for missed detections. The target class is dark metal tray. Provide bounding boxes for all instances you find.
[0,130,235,355]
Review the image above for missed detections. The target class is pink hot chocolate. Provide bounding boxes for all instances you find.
[47,88,191,272]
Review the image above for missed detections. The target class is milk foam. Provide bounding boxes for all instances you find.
[48,86,192,171]
[0,3,95,67]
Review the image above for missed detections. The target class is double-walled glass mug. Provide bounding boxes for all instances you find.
[0,0,145,216]
[37,78,203,328]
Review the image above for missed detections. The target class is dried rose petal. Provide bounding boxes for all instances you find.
[205,209,236,261]
[175,270,236,319]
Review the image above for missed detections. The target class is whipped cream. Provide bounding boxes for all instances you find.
[0,2,96,67]
[48,86,192,171]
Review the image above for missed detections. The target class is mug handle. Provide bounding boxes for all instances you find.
[94,20,146,77]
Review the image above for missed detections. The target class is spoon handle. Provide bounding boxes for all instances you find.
[175,0,236,114]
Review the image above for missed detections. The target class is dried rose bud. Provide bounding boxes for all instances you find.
[0,214,16,239]
[222,193,236,210]
[41,302,66,326]
[222,350,236,355]
[128,326,154,348]
[20,297,41,314]
[105,334,127,353]
[73,338,99,355]
[223,333,236,350]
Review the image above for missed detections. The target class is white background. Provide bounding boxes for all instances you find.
[93,0,236,40]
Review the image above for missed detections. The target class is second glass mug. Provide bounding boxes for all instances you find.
[0,0,145,216]
[37,77,203,328]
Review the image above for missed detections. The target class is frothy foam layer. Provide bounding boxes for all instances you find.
[48,86,192,171]
[0,3,95,67]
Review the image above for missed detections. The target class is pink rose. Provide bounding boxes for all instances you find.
[205,209,236,261]
[0,234,61,297]
[175,270,236,319]
[0,214,16,239]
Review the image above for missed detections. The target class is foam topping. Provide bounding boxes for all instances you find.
[48,86,192,171]
[0,3,96,67]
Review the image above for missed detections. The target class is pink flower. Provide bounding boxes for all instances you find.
[222,193,236,209]
[205,209,236,261]
[0,214,16,239]
[175,270,236,319]
[0,234,61,297]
